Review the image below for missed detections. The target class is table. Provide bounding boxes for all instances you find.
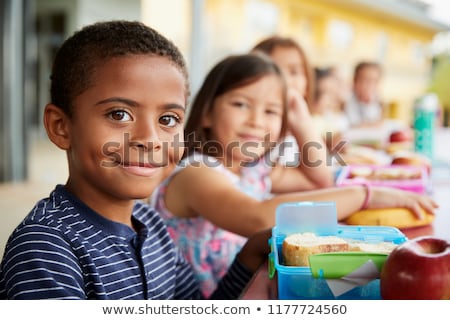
[240,181,450,299]
[240,128,450,300]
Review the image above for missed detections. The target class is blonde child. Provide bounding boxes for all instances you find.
[151,52,438,297]
[0,21,271,300]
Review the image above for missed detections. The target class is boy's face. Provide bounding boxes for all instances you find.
[354,66,381,104]
[62,55,186,204]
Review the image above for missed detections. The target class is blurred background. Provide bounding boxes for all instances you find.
[1,0,450,255]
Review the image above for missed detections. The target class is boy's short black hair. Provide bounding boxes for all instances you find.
[50,20,189,116]
[353,61,382,82]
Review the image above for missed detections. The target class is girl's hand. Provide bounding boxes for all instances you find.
[368,187,438,219]
[286,88,312,131]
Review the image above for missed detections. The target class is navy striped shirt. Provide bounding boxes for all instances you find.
[0,185,252,300]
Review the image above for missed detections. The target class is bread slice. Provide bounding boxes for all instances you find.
[282,233,349,266]
[349,241,397,254]
[281,232,398,267]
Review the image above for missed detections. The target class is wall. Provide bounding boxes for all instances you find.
[188,0,443,124]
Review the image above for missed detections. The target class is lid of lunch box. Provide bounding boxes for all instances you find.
[275,201,338,236]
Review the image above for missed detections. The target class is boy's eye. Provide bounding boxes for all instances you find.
[159,115,180,127]
[109,110,132,122]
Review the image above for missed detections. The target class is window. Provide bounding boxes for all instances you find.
[327,19,353,50]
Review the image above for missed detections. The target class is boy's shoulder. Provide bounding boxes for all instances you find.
[4,185,161,255]
[20,185,81,227]
[4,185,87,246]
[1,185,89,262]
[18,185,158,231]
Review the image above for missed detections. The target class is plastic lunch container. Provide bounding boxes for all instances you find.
[269,202,407,300]
[335,164,428,194]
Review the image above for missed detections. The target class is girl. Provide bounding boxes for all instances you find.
[251,36,333,182]
[150,52,438,297]
[252,36,314,106]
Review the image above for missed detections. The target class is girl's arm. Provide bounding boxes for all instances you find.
[270,89,334,193]
[164,164,438,238]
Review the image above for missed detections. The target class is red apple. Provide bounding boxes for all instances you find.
[389,129,413,143]
[391,152,432,175]
[380,236,450,299]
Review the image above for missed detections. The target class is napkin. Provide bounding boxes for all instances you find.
[324,260,380,297]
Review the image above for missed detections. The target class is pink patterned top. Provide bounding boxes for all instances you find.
[150,152,272,297]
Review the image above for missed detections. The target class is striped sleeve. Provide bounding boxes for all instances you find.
[172,246,203,299]
[0,224,86,299]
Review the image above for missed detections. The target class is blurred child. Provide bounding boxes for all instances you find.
[252,36,314,105]
[150,52,438,297]
[328,65,352,112]
[251,36,333,183]
[345,61,384,127]
[311,67,350,150]
[0,20,271,300]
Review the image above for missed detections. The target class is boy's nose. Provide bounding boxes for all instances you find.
[130,121,162,151]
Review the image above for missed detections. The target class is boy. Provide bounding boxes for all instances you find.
[344,61,384,127]
[0,20,269,300]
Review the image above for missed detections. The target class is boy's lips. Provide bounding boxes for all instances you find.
[120,162,161,177]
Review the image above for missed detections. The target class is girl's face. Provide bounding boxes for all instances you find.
[269,46,307,97]
[62,55,186,207]
[202,74,284,167]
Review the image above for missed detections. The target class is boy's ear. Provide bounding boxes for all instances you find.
[43,104,71,150]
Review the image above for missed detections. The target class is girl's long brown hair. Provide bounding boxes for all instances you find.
[251,35,314,106]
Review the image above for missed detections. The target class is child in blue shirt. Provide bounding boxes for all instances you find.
[0,20,270,300]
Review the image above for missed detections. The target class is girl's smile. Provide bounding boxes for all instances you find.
[237,133,264,142]
[203,74,284,169]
